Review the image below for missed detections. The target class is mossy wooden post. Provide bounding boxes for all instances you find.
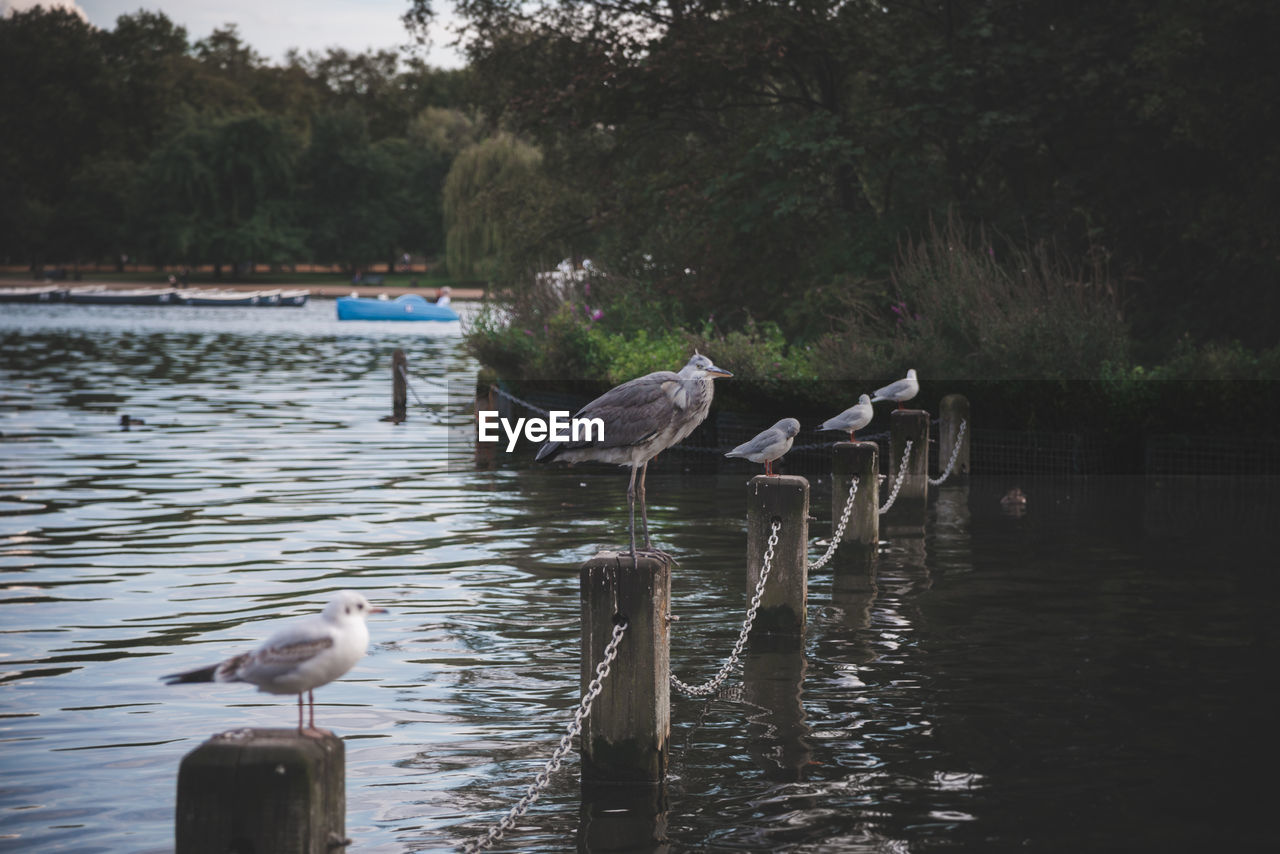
[831,442,879,572]
[939,394,970,481]
[888,410,930,526]
[473,367,497,419]
[580,551,670,783]
[175,728,346,854]
[746,475,809,639]
[391,348,407,424]
[474,368,498,466]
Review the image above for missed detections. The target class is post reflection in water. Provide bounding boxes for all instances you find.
[577,782,670,853]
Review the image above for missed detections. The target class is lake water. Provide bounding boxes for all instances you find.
[1,301,1276,852]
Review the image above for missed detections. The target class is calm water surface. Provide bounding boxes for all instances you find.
[1,302,1276,852]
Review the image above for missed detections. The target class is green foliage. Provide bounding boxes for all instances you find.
[0,6,475,272]
[408,0,1280,346]
[849,215,1129,382]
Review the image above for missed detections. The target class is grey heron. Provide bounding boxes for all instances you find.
[535,352,732,560]
[163,590,387,735]
[725,417,801,475]
[818,393,874,441]
[871,368,919,409]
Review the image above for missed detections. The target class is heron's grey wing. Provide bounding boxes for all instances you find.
[567,372,683,450]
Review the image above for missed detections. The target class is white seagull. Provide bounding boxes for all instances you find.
[871,369,919,409]
[163,590,387,735]
[819,393,875,442]
[725,417,801,476]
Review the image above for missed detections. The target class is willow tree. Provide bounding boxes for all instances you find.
[442,133,549,280]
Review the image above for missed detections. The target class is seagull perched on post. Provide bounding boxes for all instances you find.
[725,418,801,476]
[535,352,732,562]
[871,369,919,409]
[162,590,387,736]
[819,394,874,442]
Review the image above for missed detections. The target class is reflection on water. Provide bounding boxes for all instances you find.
[2,303,1278,852]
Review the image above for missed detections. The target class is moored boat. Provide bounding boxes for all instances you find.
[0,286,67,302]
[179,289,262,306]
[65,287,178,305]
[336,293,458,321]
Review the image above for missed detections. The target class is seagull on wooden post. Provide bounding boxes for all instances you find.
[871,369,919,409]
[162,590,387,736]
[535,352,732,562]
[818,393,874,442]
[725,418,801,475]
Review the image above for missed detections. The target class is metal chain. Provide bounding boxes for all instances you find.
[489,383,550,416]
[397,363,427,407]
[461,620,628,853]
[808,476,859,571]
[671,520,780,697]
[878,440,913,514]
[928,419,967,486]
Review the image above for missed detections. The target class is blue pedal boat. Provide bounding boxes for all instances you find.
[335,293,459,321]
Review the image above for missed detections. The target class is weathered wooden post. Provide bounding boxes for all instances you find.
[746,475,809,639]
[580,552,671,783]
[887,410,930,526]
[938,394,970,481]
[176,728,346,854]
[474,368,498,467]
[391,348,407,423]
[831,442,879,572]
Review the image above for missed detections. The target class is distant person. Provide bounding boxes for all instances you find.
[436,286,452,306]
[179,268,189,288]
[167,274,177,287]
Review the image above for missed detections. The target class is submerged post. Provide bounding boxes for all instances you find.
[832,442,879,571]
[888,410,930,524]
[176,728,346,854]
[580,552,670,783]
[391,348,407,423]
[938,394,970,481]
[746,475,809,639]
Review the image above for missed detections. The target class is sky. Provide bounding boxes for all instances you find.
[2,0,466,68]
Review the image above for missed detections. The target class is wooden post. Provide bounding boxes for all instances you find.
[746,475,809,638]
[938,394,971,481]
[831,442,879,572]
[391,348,407,424]
[580,552,670,783]
[887,409,930,525]
[176,728,346,854]
[474,368,498,467]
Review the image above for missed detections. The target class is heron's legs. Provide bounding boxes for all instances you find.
[297,693,305,733]
[634,462,677,564]
[637,461,651,548]
[625,463,639,563]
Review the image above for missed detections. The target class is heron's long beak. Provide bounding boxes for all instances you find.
[707,364,733,378]
[369,607,389,615]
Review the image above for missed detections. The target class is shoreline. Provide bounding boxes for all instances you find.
[0,279,487,301]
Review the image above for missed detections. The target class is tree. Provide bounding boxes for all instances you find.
[297,106,398,271]
[442,133,561,279]
[139,111,303,274]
